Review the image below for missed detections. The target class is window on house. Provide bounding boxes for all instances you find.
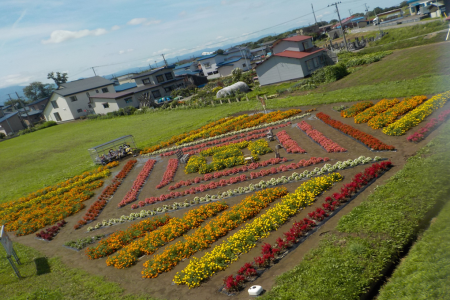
[313,57,320,68]
[142,78,151,84]
[102,87,109,93]
[203,62,211,69]
[306,59,314,71]
[86,92,90,97]
[88,104,92,108]
[207,72,213,76]
[40,104,45,109]
[96,90,99,93]
[164,86,174,93]
[124,97,133,104]
[152,90,162,98]
[51,101,59,108]
[319,55,325,63]
[102,103,109,108]
[70,96,78,102]
[53,112,62,121]
[77,109,83,113]
[156,75,164,83]
[165,73,174,80]
[177,83,184,87]
[303,41,311,50]
[242,63,247,68]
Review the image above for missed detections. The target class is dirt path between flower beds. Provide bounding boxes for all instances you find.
[9,100,450,300]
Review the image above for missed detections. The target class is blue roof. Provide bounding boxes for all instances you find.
[114,82,137,92]
[351,17,365,21]
[217,57,244,67]
[21,110,43,117]
[197,54,224,61]
[174,62,194,70]
[174,69,201,76]
[28,97,49,106]
[0,111,18,123]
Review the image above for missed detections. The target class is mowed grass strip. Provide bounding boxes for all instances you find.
[262,120,450,300]
[377,199,450,300]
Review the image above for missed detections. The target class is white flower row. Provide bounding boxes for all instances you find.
[142,113,311,156]
[87,155,381,231]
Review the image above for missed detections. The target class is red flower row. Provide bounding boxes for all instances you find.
[407,109,450,142]
[298,121,347,153]
[168,157,288,191]
[224,161,393,291]
[138,157,329,208]
[316,112,395,151]
[74,160,137,229]
[276,130,306,153]
[36,220,66,241]
[156,159,178,189]
[118,160,156,208]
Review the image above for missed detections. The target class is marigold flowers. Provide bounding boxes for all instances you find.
[341,101,373,118]
[354,99,400,124]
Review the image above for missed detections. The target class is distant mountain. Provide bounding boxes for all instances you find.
[0,86,26,105]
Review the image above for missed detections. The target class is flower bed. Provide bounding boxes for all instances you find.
[85,214,171,259]
[2,164,117,236]
[173,173,343,288]
[221,161,393,293]
[156,159,178,189]
[106,202,229,268]
[298,121,347,153]
[117,159,156,208]
[36,220,66,241]
[407,109,450,142]
[354,99,400,124]
[74,160,137,229]
[382,91,450,136]
[317,112,395,151]
[276,130,306,153]
[142,112,310,156]
[367,96,427,129]
[64,235,107,251]
[141,187,288,278]
[340,101,373,118]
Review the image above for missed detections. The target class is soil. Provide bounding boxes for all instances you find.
[9,99,450,300]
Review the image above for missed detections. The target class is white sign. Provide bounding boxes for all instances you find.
[0,225,13,256]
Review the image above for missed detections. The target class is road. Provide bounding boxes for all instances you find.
[350,17,441,34]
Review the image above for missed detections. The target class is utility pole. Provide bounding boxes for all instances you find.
[161,54,168,67]
[91,67,97,76]
[15,92,32,127]
[364,3,369,17]
[311,4,318,25]
[155,61,158,67]
[329,2,349,51]
[348,9,353,16]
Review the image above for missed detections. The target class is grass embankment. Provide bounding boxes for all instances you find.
[1,43,449,203]
[0,243,156,300]
[263,121,450,299]
[377,201,450,299]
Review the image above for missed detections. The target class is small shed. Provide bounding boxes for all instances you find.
[88,135,137,164]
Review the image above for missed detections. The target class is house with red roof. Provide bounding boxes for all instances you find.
[255,35,330,86]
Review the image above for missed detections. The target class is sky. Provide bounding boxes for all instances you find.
[0,0,398,89]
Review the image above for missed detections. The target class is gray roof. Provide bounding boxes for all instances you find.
[20,110,43,117]
[251,46,268,52]
[54,76,113,97]
[260,40,276,46]
[0,111,19,123]
[28,97,49,106]
[132,65,175,79]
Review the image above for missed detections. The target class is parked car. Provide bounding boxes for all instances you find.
[156,96,173,104]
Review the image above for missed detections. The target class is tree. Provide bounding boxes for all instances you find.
[330,19,339,24]
[373,7,383,15]
[400,1,408,7]
[23,82,55,101]
[231,68,242,83]
[216,49,224,55]
[4,99,22,107]
[47,72,68,88]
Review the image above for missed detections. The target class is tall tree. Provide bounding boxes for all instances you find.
[47,72,68,88]
[23,82,55,102]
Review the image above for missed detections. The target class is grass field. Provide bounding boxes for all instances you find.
[1,43,450,203]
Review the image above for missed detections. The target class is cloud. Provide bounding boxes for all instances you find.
[42,28,107,44]
[119,48,133,54]
[111,25,120,31]
[152,48,171,55]
[216,36,223,39]
[179,11,186,17]
[127,18,161,26]
[0,74,32,88]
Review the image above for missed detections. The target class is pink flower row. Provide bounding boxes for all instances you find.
[156,159,178,189]
[276,130,306,153]
[168,157,287,191]
[118,159,156,208]
[407,109,450,142]
[297,121,347,153]
[136,157,329,209]
[161,123,290,157]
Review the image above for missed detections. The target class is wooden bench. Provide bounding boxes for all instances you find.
[176,149,190,164]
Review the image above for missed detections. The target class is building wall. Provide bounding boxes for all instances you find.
[218,59,251,77]
[0,114,25,135]
[91,98,121,114]
[272,39,313,55]
[44,94,75,122]
[135,69,177,87]
[199,56,225,77]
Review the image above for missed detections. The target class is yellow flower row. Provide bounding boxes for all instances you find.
[382,91,450,136]
[354,99,400,124]
[173,173,343,288]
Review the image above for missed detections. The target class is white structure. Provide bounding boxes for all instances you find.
[198,54,226,79]
[256,35,329,86]
[408,0,445,17]
[198,47,253,79]
[43,76,115,122]
[216,81,250,98]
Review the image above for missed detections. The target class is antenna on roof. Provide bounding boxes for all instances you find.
[161,54,168,67]
[91,67,97,76]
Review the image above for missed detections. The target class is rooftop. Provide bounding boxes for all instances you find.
[114,82,137,92]
[132,65,176,79]
[197,54,225,61]
[174,62,195,70]
[28,97,50,106]
[54,76,113,97]
[0,111,19,123]
[274,48,326,59]
[217,57,245,67]
[20,110,43,117]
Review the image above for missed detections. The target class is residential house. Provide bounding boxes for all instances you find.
[332,15,358,29]
[174,61,202,76]
[408,0,445,17]
[176,73,208,87]
[111,73,138,85]
[216,57,251,77]
[255,35,330,86]
[198,47,252,79]
[251,46,270,58]
[20,109,44,126]
[28,97,49,111]
[198,54,227,79]
[0,110,26,136]
[43,76,115,122]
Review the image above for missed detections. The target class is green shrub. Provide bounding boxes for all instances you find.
[0,132,5,139]
[310,62,349,84]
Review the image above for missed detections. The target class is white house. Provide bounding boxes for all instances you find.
[408,0,445,17]
[43,76,115,122]
[217,57,251,77]
[198,54,226,79]
[255,35,329,86]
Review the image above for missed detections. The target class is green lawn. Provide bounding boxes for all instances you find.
[377,201,450,300]
[263,110,450,300]
[0,243,157,300]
